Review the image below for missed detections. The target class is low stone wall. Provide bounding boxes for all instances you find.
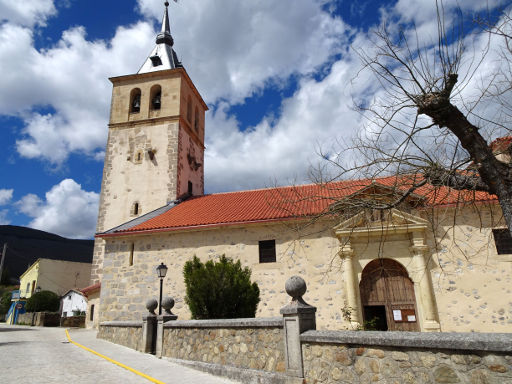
[162,317,286,373]
[301,330,512,384]
[60,316,85,328]
[16,312,60,326]
[98,321,143,351]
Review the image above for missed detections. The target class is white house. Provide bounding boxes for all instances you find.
[61,289,87,317]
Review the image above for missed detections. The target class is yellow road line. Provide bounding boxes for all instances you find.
[65,329,165,384]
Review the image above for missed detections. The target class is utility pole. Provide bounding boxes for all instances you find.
[0,243,7,284]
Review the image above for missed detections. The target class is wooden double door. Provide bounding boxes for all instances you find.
[359,258,419,331]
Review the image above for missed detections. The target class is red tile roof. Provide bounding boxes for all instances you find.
[100,176,497,237]
[80,282,101,296]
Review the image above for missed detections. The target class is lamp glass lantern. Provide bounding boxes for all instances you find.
[156,262,168,315]
[35,286,41,293]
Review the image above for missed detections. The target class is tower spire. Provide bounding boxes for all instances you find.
[156,1,173,46]
[138,1,182,74]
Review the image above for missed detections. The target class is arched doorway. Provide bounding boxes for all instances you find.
[359,258,419,331]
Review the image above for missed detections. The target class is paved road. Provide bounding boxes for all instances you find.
[0,324,240,384]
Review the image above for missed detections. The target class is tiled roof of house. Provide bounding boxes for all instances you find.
[80,282,101,295]
[98,176,497,237]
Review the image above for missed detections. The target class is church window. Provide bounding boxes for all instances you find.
[150,54,162,67]
[129,243,134,266]
[259,240,276,263]
[130,88,141,113]
[493,228,512,254]
[194,107,199,131]
[188,181,193,196]
[131,202,141,216]
[186,96,192,122]
[150,85,161,110]
[134,149,144,164]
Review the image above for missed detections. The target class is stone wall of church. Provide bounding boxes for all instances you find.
[98,221,346,329]
[423,205,512,332]
[97,321,142,351]
[98,206,511,332]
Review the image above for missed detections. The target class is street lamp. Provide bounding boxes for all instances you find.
[156,263,168,315]
[35,286,41,293]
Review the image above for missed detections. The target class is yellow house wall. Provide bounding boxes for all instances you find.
[19,261,40,298]
[98,206,512,332]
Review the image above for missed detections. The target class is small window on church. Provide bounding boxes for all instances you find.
[130,88,141,113]
[493,228,512,254]
[129,243,134,266]
[134,149,143,164]
[150,85,161,110]
[131,202,140,216]
[186,96,192,122]
[150,55,162,67]
[188,181,193,196]
[194,107,199,131]
[259,240,276,263]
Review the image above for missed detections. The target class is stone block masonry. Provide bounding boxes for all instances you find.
[301,330,512,383]
[162,318,286,373]
[98,321,143,352]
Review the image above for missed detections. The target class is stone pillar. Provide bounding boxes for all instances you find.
[340,242,363,326]
[155,297,178,358]
[410,236,440,332]
[280,276,317,378]
[141,299,158,354]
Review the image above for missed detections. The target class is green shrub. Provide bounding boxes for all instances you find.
[25,290,60,313]
[0,291,11,314]
[183,255,260,319]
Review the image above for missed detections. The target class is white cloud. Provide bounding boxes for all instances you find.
[16,179,99,239]
[139,0,348,103]
[0,209,9,225]
[204,47,382,192]
[0,0,57,27]
[0,22,156,163]
[0,189,13,205]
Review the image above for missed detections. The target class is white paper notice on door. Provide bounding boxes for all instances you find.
[407,315,416,322]
[393,310,402,321]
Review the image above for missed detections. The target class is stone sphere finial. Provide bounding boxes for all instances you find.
[146,298,158,315]
[162,296,175,315]
[285,276,307,300]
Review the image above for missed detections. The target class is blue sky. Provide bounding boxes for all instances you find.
[0,0,508,238]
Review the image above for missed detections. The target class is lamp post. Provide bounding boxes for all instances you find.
[156,263,168,315]
[35,286,41,293]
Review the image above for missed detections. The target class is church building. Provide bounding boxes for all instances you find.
[88,2,512,333]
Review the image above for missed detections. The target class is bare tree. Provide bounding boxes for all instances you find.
[323,3,512,234]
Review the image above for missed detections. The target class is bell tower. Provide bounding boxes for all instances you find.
[90,1,207,284]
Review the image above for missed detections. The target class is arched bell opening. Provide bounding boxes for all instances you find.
[130,88,142,114]
[359,258,419,331]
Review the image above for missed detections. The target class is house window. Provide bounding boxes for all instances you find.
[493,228,512,254]
[129,243,134,266]
[259,240,276,263]
[26,283,30,295]
[90,304,95,321]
